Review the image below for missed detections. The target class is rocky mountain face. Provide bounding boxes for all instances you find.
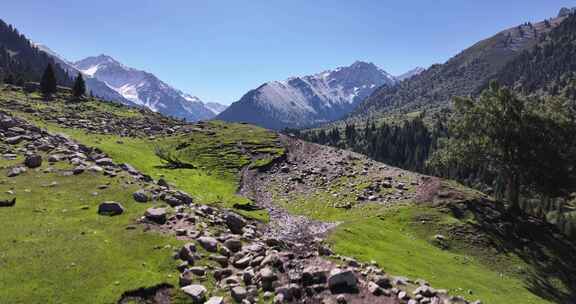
[350,14,569,119]
[216,61,397,130]
[73,55,223,121]
[34,44,137,107]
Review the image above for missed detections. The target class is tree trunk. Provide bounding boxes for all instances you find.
[506,174,521,213]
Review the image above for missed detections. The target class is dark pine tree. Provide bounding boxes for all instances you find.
[72,73,86,98]
[40,63,57,98]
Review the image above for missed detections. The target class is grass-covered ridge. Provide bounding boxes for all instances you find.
[0,88,285,221]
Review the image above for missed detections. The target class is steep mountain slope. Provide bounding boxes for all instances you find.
[34,44,136,106]
[217,61,397,129]
[396,67,425,81]
[74,55,217,121]
[351,13,568,119]
[495,10,576,96]
[0,19,71,86]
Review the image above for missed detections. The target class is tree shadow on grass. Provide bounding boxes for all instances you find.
[461,199,576,303]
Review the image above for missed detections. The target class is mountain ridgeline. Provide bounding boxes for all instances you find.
[216,61,398,129]
[349,13,569,120]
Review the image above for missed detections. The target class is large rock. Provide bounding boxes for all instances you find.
[328,269,358,294]
[260,267,278,291]
[179,269,195,287]
[231,286,247,302]
[223,238,243,252]
[197,236,218,252]
[181,284,207,304]
[373,275,392,289]
[97,202,125,216]
[144,207,167,224]
[24,155,42,168]
[225,212,247,234]
[133,190,149,203]
[179,243,197,263]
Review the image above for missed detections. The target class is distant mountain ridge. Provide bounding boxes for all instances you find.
[217,61,397,129]
[349,13,569,120]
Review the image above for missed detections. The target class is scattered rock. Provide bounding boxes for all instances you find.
[223,238,243,252]
[24,154,42,168]
[197,236,218,252]
[97,201,125,216]
[144,207,167,224]
[179,243,197,263]
[231,286,247,302]
[225,212,247,234]
[0,198,16,207]
[328,269,358,294]
[133,190,149,203]
[181,284,207,303]
[7,166,26,177]
[205,296,225,304]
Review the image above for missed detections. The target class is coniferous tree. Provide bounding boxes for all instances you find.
[72,73,86,98]
[40,63,57,98]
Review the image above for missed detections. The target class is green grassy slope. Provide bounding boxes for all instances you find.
[273,181,560,304]
[0,157,181,303]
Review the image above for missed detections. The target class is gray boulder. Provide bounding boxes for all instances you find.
[24,155,42,168]
[133,190,149,203]
[231,286,247,302]
[223,238,243,252]
[97,202,125,216]
[144,207,167,224]
[225,212,247,234]
[197,236,218,252]
[179,243,197,263]
[328,269,358,294]
[181,284,207,304]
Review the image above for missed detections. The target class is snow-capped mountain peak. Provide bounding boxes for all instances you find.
[217,61,397,129]
[73,54,223,121]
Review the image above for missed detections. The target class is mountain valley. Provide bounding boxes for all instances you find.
[0,4,576,304]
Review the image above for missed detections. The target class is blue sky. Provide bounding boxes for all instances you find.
[2,1,574,104]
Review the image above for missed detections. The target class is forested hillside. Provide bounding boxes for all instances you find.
[349,14,567,120]
[0,19,71,86]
